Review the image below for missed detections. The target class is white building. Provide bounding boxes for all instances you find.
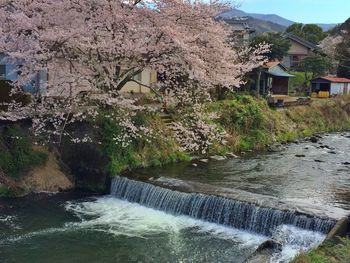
[310,76,350,97]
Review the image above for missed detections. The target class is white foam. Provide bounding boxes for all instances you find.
[0,196,325,263]
[65,196,267,246]
[270,225,325,263]
[0,215,21,230]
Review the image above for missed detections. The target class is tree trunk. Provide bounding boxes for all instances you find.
[255,68,262,96]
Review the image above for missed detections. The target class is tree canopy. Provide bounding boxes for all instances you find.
[0,0,268,145]
[336,31,350,79]
[298,53,331,78]
[250,33,291,61]
[320,18,350,78]
[286,23,327,43]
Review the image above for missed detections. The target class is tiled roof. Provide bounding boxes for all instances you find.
[264,61,280,69]
[283,33,318,50]
[262,61,294,78]
[322,76,350,83]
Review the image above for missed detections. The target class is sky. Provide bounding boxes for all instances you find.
[238,0,350,24]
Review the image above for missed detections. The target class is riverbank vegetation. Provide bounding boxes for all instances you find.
[0,126,48,197]
[100,94,350,175]
[1,95,350,195]
[100,113,191,175]
[292,237,350,263]
[209,94,350,152]
[0,126,47,179]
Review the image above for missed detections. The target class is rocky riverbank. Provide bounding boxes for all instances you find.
[1,95,350,197]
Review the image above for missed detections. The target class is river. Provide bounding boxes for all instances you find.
[0,132,349,263]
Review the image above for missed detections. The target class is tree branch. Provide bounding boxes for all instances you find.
[129,79,162,98]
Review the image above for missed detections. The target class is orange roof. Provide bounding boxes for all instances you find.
[264,61,280,69]
[322,76,350,83]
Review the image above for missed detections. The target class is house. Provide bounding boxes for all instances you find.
[282,33,318,69]
[221,17,256,43]
[0,53,47,94]
[121,69,157,94]
[259,61,294,95]
[46,59,157,96]
[1,52,156,102]
[310,76,350,97]
[0,53,47,106]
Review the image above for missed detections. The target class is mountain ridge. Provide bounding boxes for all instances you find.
[221,16,286,34]
[219,9,337,31]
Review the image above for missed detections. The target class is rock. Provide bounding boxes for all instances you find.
[267,143,285,153]
[314,159,325,163]
[310,136,318,143]
[320,145,331,149]
[226,152,239,159]
[209,155,226,161]
[342,162,350,165]
[192,163,198,167]
[200,159,209,163]
[328,151,337,154]
[21,148,74,193]
[256,239,283,252]
[60,122,110,193]
[295,154,306,158]
[326,217,350,241]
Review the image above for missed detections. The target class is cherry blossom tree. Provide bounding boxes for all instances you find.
[0,0,268,150]
[319,35,344,70]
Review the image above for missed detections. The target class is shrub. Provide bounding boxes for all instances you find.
[0,127,47,178]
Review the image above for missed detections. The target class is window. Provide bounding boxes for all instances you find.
[0,65,5,79]
[132,72,141,82]
[290,56,300,69]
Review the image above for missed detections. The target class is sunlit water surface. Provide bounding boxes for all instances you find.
[0,194,324,263]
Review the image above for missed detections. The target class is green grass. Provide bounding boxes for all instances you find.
[99,112,191,176]
[207,95,350,153]
[293,237,350,263]
[289,71,313,96]
[0,127,47,178]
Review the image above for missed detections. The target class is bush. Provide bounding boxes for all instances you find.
[99,112,190,176]
[210,95,274,151]
[293,237,350,263]
[0,127,47,178]
[289,71,313,96]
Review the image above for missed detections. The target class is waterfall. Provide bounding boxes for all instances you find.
[110,176,335,236]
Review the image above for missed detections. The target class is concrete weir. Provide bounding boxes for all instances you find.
[111,175,350,263]
[111,176,336,236]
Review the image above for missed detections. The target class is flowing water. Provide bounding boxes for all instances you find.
[0,194,325,263]
[132,132,350,220]
[1,133,349,263]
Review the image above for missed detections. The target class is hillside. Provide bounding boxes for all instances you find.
[330,17,350,35]
[219,9,336,31]
[223,16,286,33]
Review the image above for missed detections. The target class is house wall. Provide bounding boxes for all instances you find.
[47,60,156,95]
[282,40,312,69]
[330,83,346,95]
[1,53,157,96]
[288,41,311,56]
[272,77,289,95]
[0,53,47,93]
[121,69,157,94]
[46,59,92,96]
